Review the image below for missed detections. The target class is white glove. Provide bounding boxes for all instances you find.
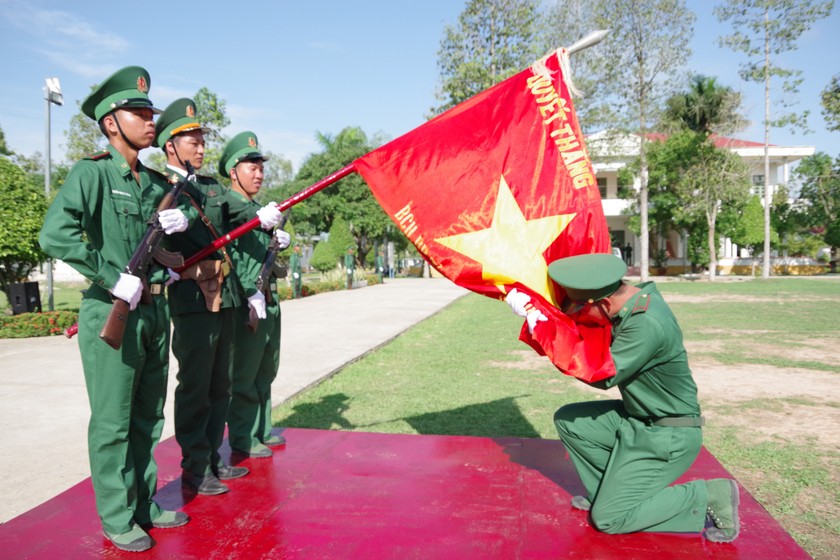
[293,272,300,279]
[248,292,267,320]
[165,267,180,287]
[505,288,531,317]
[274,229,291,250]
[257,203,282,230]
[526,310,548,334]
[158,208,188,234]
[112,273,142,311]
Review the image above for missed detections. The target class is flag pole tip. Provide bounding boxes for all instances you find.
[565,29,609,55]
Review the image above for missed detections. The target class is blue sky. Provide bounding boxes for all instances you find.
[0,0,837,173]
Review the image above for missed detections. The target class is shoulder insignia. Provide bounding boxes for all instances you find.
[631,294,650,314]
[207,189,218,197]
[83,150,110,161]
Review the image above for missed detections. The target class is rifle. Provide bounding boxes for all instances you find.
[247,213,290,332]
[98,161,194,349]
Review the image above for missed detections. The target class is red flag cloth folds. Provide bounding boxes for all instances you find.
[354,51,614,382]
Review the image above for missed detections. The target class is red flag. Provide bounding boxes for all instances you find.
[354,51,614,382]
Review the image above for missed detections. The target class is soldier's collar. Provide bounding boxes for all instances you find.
[165,163,188,178]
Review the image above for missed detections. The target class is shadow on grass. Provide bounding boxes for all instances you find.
[277,393,355,430]
[276,394,541,439]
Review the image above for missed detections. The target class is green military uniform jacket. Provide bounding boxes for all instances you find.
[229,193,273,298]
[598,281,701,419]
[163,167,252,313]
[40,145,169,289]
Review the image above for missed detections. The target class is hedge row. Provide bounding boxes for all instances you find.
[1,274,383,338]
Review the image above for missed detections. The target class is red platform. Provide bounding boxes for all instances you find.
[0,428,809,559]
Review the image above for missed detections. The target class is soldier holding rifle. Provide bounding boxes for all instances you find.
[155,100,284,497]
[39,66,190,552]
[220,132,291,458]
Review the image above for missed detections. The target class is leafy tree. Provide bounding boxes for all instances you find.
[328,216,356,265]
[278,127,393,265]
[821,74,840,131]
[64,90,107,163]
[734,195,771,259]
[260,150,294,194]
[675,140,751,280]
[0,157,48,299]
[794,152,840,261]
[309,239,336,275]
[537,1,613,130]
[715,0,834,278]
[0,125,11,156]
[592,0,696,281]
[432,0,538,115]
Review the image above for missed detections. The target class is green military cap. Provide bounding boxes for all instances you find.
[154,98,209,148]
[219,131,270,178]
[548,253,627,303]
[81,65,160,121]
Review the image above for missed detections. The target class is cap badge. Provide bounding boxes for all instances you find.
[186,105,195,118]
[248,136,257,148]
[136,75,148,93]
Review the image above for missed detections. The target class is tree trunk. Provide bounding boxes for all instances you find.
[707,207,717,282]
[639,103,649,282]
[762,7,772,279]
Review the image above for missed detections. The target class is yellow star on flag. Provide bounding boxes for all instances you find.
[435,175,576,304]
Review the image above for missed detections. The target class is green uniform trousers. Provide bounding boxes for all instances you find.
[172,308,234,475]
[292,275,302,299]
[228,301,281,450]
[77,286,169,534]
[555,399,708,534]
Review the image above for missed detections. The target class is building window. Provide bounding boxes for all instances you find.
[597,178,608,199]
[752,174,764,185]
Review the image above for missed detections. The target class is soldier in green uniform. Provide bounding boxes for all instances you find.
[507,254,740,543]
[290,244,303,298]
[39,66,190,552]
[155,100,284,496]
[220,132,291,458]
[375,248,385,284]
[344,246,355,289]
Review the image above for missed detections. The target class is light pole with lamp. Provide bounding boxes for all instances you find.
[44,77,63,311]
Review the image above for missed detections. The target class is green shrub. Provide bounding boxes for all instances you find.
[0,310,78,338]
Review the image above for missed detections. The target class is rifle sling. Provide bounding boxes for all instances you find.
[183,192,235,275]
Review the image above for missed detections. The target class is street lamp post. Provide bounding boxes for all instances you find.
[44,77,63,311]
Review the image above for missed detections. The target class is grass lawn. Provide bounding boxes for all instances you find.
[272,277,840,559]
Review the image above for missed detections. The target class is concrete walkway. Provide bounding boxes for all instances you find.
[0,277,467,523]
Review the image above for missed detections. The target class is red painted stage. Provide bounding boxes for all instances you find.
[1,428,809,559]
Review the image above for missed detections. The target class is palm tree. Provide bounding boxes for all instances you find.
[662,75,746,137]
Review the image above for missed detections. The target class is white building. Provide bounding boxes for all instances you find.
[586,130,815,273]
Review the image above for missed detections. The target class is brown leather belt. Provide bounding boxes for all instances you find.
[644,416,705,428]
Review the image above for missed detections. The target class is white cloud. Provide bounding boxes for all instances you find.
[1,0,129,77]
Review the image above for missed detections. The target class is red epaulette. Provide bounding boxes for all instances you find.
[84,150,110,161]
[631,293,650,314]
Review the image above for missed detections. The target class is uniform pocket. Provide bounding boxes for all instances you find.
[112,197,141,240]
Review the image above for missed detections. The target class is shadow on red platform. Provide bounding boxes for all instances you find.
[0,428,808,559]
